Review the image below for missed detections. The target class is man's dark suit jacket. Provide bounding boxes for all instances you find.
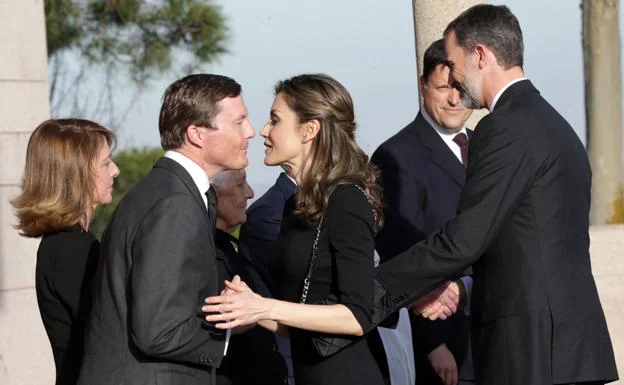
[214,229,289,385]
[239,172,297,294]
[239,172,297,383]
[79,157,226,385]
[371,113,472,384]
[377,80,618,385]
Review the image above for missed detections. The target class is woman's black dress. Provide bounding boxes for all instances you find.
[36,224,99,385]
[271,185,387,385]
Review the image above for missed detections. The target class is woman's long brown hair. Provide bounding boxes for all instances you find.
[275,74,383,231]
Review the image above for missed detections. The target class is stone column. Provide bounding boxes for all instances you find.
[582,0,623,224]
[412,0,488,127]
[0,0,54,384]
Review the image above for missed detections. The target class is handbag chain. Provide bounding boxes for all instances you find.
[299,184,373,304]
[300,215,323,304]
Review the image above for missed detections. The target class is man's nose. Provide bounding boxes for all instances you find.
[245,121,256,139]
[448,87,461,106]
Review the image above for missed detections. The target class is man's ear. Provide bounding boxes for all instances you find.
[302,119,321,143]
[474,44,488,70]
[186,124,204,147]
[419,76,426,94]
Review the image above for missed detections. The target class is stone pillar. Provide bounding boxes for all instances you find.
[582,0,623,224]
[412,0,489,128]
[0,0,54,384]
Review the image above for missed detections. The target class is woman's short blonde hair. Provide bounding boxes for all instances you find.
[11,119,115,237]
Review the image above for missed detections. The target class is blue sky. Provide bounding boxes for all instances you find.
[81,0,624,197]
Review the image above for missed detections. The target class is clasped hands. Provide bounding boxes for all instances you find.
[409,280,466,320]
[203,277,465,328]
[201,275,269,331]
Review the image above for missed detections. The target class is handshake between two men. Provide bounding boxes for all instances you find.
[409,279,467,321]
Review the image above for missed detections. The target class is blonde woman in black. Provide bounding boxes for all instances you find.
[12,119,119,385]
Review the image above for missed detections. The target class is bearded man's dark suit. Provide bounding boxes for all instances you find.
[371,112,473,384]
[79,157,226,385]
[376,80,618,385]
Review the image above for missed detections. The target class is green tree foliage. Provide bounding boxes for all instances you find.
[45,0,229,124]
[45,0,228,80]
[91,146,164,238]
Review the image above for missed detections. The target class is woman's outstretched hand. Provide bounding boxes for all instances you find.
[202,279,272,329]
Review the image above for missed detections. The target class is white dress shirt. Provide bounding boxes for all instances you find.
[164,150,230,354]
[489,77,529,112]
[421,107,469,165]
[285,173,297,186]
[165,150,210,205]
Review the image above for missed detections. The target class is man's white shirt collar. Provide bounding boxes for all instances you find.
[164,150,210,208]
[489,77,529,112]
[285,173,297,186]
[421,107,469,164]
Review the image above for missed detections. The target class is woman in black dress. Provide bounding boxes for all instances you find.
[12,119,119,385]
[204,74,387,385]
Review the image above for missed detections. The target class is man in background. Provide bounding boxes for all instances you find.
[239,170,297,383]
[372,39,474,385]
[240,170,297,294]
[211,168,289,385]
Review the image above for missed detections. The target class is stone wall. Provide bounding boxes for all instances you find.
[0,0,53,384]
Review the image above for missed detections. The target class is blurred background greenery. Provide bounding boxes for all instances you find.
[91,147,164,238]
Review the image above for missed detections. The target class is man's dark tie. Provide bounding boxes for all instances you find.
[453,132,469,168]
[205,186,218,231]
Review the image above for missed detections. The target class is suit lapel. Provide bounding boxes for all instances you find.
[153,157,216,264]
[415,114,466,187]
[154,157,209,219]
[276,172,297,199]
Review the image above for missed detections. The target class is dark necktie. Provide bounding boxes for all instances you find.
[205,186,218,231]
[453,132,469,168]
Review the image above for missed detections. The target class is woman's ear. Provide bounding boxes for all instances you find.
[302,119,321,143]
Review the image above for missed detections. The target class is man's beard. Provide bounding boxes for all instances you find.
[458,64,482,109]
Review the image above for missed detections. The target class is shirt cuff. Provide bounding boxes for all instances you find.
[224,329,231,355]
[459,276,473,316]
